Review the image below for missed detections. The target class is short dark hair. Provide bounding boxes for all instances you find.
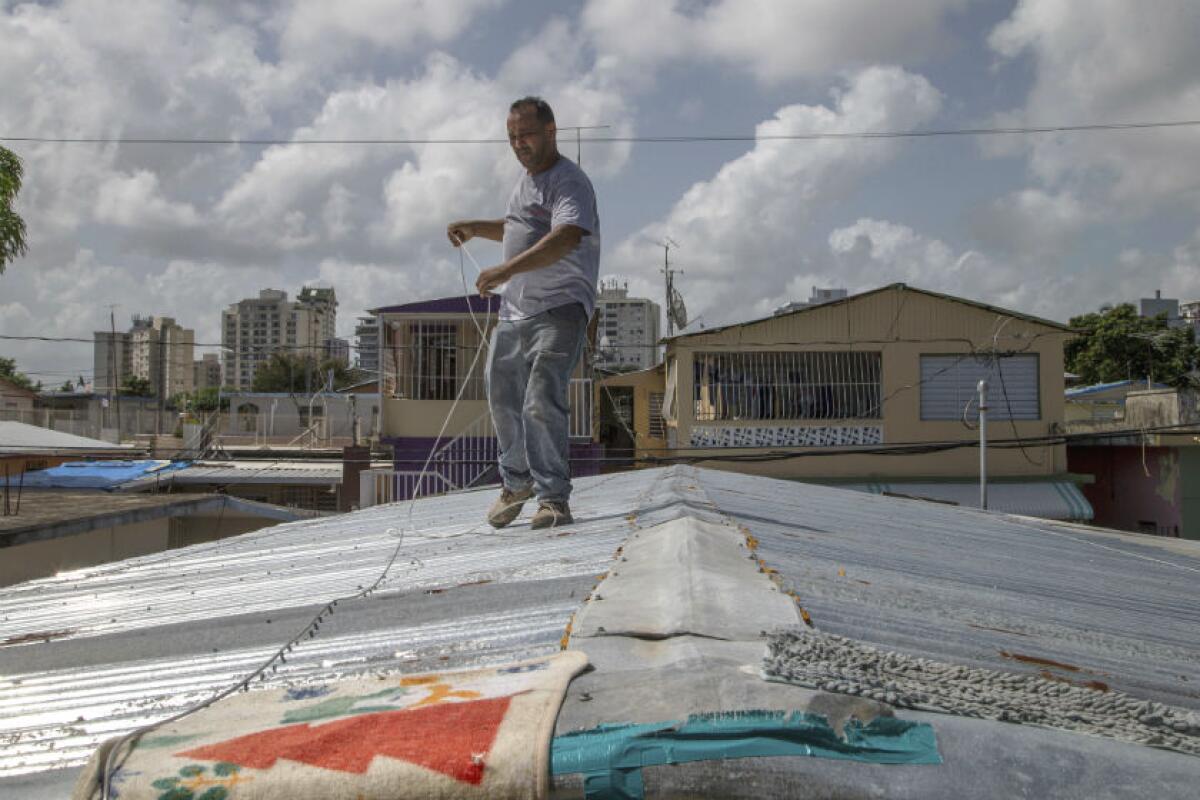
[509,96,555,125]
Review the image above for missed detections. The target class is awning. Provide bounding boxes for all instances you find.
[839,481,1093,522]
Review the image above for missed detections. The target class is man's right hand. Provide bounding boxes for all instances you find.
[447,221,474,247]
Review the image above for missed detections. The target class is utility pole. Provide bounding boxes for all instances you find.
[661,238,682,337]
[978,379,989,511]
[108,305,123,443]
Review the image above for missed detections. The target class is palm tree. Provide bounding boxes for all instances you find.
[1,146,29,274]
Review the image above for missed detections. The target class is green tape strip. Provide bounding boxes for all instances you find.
[551,710,940,800]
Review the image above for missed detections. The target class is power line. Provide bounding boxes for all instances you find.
[4,119,1200,147]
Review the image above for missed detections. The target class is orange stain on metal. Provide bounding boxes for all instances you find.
[1000,651,1081,672]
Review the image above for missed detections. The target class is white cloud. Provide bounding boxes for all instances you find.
[607,67,943,326]
[276,0,504,64]
[989,0,1200,212]
[95,170,200,229]
[824,218,1200,323]
[970,188,1092,258]
[583,0,968,83]
[826,218,1036,312]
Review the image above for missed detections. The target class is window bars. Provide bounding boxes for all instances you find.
[388,320,489,401]
[648,392,666,439]
[692,351,882,422]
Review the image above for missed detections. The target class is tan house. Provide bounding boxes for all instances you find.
[601,284,1090,520]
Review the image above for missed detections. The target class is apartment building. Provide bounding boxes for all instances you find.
[354,315,380,374]
[221,287,339,391]
[193,353,222,390]
[595,279,661,371]
[93,316,194,398]
[773,286,848,316]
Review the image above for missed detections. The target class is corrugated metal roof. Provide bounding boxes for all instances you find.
[1067,380,1168,398]
[0,422,134,453]
[165,460,345,485]
[3,466,1199,797]
[0,467,671,785]
[840,480,1093,521]
[700,473,1200,709]
[665,283,1070,342]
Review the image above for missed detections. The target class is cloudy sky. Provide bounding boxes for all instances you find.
[3,0,1200,384]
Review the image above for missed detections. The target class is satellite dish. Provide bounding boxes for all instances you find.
[668,287,688,330]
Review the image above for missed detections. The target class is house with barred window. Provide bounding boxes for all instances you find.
[600,283,1091,521]
[365,296,599,502]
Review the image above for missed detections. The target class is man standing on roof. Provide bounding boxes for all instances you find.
[447,96,600,530]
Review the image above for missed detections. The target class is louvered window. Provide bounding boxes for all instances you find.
[920,354,1040,420]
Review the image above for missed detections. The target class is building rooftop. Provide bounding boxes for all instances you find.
[371,294,499,316]
[163,460,346,486]
[0,421,135,455]
[0,491,302,547]
[2,466,1198,798]
[1066,379,1169,398]
[17,460,187,490]
[666,283,1071,342]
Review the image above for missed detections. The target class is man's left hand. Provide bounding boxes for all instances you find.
[476,265,510,297]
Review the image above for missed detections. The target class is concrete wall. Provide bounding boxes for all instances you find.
[227,393,381,440]
[1,512,281,587]
[665,286,1068,481]
[1068,445,1189,538]
[1,518,169,586]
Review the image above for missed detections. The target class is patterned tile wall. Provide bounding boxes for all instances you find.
[689,425,884,448]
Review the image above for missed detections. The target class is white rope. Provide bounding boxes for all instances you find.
[100,237,495,799]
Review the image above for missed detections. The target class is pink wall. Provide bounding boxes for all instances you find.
[1068,446,1182,537]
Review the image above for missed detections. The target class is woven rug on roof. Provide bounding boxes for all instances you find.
[73,650,589,800]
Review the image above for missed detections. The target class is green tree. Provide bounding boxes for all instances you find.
[59,380,74,392]
[121,374,154,397]
[171,386,229,412]
[0,356,35,390]
[0,146,29,274]
[251,353,354,393]
[1065,303,1198,389]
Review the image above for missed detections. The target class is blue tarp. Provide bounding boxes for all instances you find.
[18,460,190,490]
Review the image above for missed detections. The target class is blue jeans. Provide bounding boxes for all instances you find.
[486,302,587,503]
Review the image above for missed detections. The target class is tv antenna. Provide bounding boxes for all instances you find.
[660,237,687,336]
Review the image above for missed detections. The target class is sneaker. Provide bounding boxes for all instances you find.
[487,486,534,528]
[530,500,573,530]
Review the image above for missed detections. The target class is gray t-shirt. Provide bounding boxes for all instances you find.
[499,156,600,321]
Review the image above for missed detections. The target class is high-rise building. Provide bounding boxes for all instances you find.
[93,331,131,396]
[221,286,339,390]
[193,353,222,390]
[1180,299,1200,339]
[774,286,848,316]
[1140,290,1183,328]
[354,315,380,374]
[94,316,194,398]
[595,279,661,371]
[326,337,350,365]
